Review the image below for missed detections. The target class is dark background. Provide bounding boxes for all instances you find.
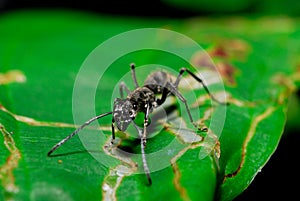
[2,0,300,17]
[0,0,197,18]
[1,0,299,200]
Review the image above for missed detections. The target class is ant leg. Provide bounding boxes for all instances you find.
[140,132,152,185]
[132,122,152,185]
[111,118,115,143]
[130,63,139,88]
[119,81,130,99]
[166,82,205,131]
[142,104,151,146]
[156,87,169,106]
[175,68,228,105]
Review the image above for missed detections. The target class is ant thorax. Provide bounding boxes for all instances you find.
[128,87,156,112]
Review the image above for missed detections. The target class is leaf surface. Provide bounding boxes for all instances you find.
[0,10,299,201]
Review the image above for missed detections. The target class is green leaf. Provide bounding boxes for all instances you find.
[1,10,299,201]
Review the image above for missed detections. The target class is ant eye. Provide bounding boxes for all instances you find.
[133,104,137,110]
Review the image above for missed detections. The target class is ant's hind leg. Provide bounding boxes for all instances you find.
[166,82,206,131]
[175,68,228,105]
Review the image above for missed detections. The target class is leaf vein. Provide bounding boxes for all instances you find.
[0,123,21,196]
[223,107,276,182]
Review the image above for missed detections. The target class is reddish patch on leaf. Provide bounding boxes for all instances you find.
[190,50,238,86]
[210,46,228,58]
[216,62,237,86]
[211,39,251,60]
[191,39,250,86]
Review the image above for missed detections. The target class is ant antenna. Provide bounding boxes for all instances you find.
[130,63,139,88]
[47,112,112,156]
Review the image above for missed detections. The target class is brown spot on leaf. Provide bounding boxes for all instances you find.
[0,70,26,85]
[191,39,250,86]
[207,39,251,86]
[211,39,252,61]
[216,62,238,86]
[209,46,228,58]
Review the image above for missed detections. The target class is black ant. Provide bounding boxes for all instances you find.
[47,63,228,185]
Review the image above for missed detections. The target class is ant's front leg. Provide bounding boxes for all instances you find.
[142,103,151,147]
[132,122,152,185]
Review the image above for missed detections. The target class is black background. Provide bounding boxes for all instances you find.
[0,0,206,18]
[1,1,299,200]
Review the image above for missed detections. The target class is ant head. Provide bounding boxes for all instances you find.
[113,98,138,131]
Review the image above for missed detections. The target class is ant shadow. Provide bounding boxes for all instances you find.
[47,149,102,157]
